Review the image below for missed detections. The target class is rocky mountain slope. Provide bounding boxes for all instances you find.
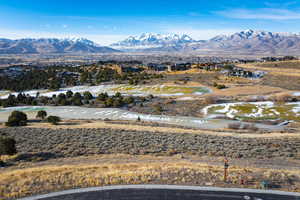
[0,38,119,54]
[110,33,196,51]
[185,29,300,54]
[111,30,300,54]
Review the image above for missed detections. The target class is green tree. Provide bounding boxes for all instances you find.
[83,91,93,100]
[49,79,61,90]
[80,71,89,83]
[5,111,28,127]
[36,110,47,120]
[97,93,108,101]
[0,137,17,156]
[115,92,122,98]
[73,98,83,106]
[47,116,61,125]
[66,90,73,98]
[124,96,134,104]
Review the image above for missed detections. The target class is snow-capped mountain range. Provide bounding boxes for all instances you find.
[0,38,119,54]
[110,33,196,50]
[110,30,300,54]
[1,30,300,54]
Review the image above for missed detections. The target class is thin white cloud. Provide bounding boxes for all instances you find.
[0,29,127,45]
[164,28,239,40]
[217,8,300,20]
[264,1,297,8]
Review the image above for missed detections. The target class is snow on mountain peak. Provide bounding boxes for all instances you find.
[111,33,195,48]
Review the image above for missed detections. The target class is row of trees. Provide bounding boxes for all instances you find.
[0,69,76,91]
[1,64,163,92]
[80,69,163,85]
[0,91,141,108]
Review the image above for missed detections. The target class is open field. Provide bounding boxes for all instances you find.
[1,154,300,199]
[1,127,300,161]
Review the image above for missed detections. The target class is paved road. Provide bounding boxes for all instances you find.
[19,185,300,200]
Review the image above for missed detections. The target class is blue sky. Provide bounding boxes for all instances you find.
[1,0,300,45]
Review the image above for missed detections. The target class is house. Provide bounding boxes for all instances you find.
[111,64,144,74]
[147,63,168,72]
[168,63,191,72]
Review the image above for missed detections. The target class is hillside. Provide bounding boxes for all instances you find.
[0,38,119,54]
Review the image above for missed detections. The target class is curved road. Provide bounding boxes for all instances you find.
[18,185,300,200]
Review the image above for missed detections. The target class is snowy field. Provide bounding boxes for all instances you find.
[0,106,284,130]
[202,101,300,121]
[0,84,210,99]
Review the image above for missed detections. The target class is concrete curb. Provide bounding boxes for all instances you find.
[18,184,300,200]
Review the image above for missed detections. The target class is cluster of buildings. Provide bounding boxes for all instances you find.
[146,63,192,72]
[0,66,29,78]
[200,64,266,79]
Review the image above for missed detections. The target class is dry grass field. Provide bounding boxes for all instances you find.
[1,154,300,200]
[235,61,300,91]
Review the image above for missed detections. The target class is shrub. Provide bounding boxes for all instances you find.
[83,91,93,100]
[47,116,61,125]
[154,104,163,113]
[36,110,47,120]
[242,123,259,131]
[66,90,73,98]
[216,84,226,89]
[275,93,293,103]
[228,122,242,129]
[204,95,219,104]
[97,93,108,101]
[72,98,83,106]
[213,82,226,89]
[5,111,27,127]
[0,137,17,156]
[113,99,123,107]
[124,96,134,104]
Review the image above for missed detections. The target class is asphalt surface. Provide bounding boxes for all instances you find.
[19,185,300,200]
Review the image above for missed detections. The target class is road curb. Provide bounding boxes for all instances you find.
[18,184,300,200]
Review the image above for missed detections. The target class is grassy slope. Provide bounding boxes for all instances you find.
[1,155,300,199]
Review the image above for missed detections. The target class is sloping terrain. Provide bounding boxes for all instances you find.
[0,38,119,54]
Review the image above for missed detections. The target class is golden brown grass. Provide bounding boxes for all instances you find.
[213,85,285,97]
[1,159,299,199]
[238,61,300,77]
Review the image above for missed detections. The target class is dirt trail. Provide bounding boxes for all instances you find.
[24,120,300,138]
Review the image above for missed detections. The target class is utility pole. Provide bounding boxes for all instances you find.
[224,157,229,182]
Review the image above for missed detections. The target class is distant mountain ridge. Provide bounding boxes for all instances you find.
[2,30,300,54]
[110,30,300,54]
[110,33,196,51]
[186,29,300,54]
[0,38,119,54]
